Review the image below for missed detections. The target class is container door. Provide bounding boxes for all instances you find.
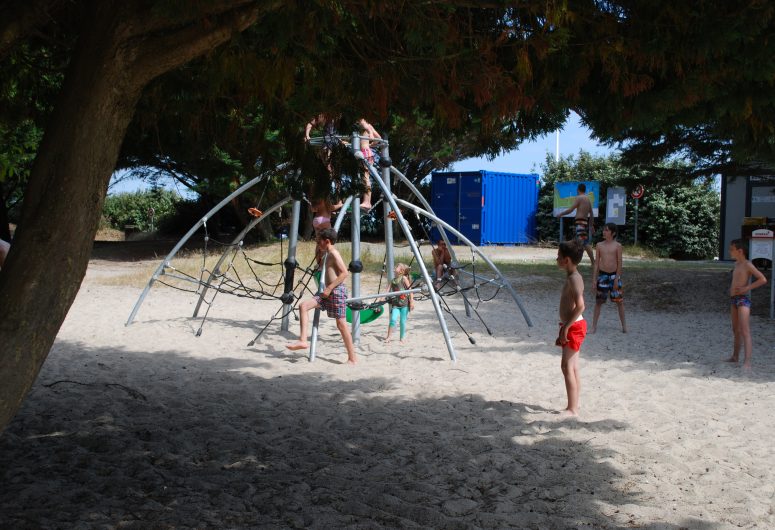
[458,173,483,244]
[481,172,539,244]
[431,172,461,243]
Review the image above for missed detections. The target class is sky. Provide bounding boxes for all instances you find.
[451,111,615,176]
[109,111,615,195]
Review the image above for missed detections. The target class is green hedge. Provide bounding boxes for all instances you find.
[102,189,183,232]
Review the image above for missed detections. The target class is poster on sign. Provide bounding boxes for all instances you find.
[553,181,599,217]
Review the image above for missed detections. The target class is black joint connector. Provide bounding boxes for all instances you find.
[280,292,295,304]
[284,257,297,269]
[378,157,392,168]
[348,260,364,273]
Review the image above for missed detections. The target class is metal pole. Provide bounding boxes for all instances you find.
[559,217,563,243]
[382,135,395,284]
[346,288,424,304]
[634,198,639,245]
[351,131,362,343]
[281,200,301,331]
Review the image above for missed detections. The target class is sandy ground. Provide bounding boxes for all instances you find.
[1,243,774,529]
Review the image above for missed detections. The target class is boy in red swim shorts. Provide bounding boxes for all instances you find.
[555,239,587,417]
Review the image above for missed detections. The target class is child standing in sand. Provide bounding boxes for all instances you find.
[726,239,767,371]
[385,263,415,344]
[556,240,587,416]
[287,228,357,364]
[592,223,626,333]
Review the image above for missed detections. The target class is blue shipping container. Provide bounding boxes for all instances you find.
[430,171,539,245]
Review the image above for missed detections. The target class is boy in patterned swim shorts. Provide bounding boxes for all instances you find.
[726,239,767,371]
[287,228,357,364]
[592,223,627,333]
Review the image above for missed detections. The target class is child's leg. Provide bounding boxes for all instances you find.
[616,301,627,333]
[737,305,753,369]
[336,317,357,363]
[399,306,409,340]
[386,307,400,342]
[560,346,581,415]
[287,298,319,350]
[727,305,741,362]
[361,171,372,209]
[592,300,603,333]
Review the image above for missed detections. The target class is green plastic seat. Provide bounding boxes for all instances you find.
[346,305,384,324]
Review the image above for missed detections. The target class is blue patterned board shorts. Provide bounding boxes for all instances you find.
[730,295,751,308]
[597,271,623,302]
[315,283,348,319]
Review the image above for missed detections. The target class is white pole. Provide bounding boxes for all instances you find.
[555,130,560,162]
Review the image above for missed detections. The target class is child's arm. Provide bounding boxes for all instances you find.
[555,198,579,218]
[403,276,415,309]
[747,261,768,291]
[593,245,600,283]
[616,242,623,278]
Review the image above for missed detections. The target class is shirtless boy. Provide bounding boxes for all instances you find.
[592,223,626,333]
[726,239,767,371]
[556,239,587,417]
[432,239,453,289]
[555,183,595,266]
[287,228,357,364]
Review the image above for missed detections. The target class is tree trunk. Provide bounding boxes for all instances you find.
[0,1,263,434]
[0,8,144,433]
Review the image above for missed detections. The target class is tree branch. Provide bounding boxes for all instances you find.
[125,2,284,85]
[0,0,68,60]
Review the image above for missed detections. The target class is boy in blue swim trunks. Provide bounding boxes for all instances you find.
[726,239,767,371]
[287,228,357,364]
[592,223,626,333]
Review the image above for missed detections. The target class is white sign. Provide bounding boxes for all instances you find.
[750,230,774,261]
[606,187,626,224]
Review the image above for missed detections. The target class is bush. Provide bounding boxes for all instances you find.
[103,189,183,232]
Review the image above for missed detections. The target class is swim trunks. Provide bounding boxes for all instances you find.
[315,283,348,319]
[730,295,751,308]
[575,220,589,244]
[557,318,587,352]
[596,271,623,302]
[312,215,331,231]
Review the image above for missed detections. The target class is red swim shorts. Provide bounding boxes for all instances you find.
[556,319,587,352]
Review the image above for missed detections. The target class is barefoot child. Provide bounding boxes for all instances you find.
[287,228,357,364]
[556,240,587,416]
[592,223,627,333]
[385,263,415,343]
[726,239,767,371]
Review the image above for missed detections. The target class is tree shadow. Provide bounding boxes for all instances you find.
[0,342,712,529]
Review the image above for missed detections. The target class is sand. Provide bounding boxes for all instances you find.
[1,244,774,529]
